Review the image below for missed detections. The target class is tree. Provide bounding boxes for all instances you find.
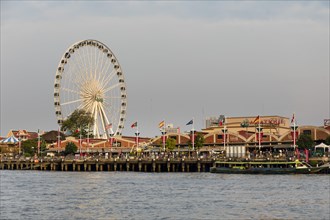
[64,142,77,155]
[187,133,205,151]
[324,135,330,145]
[21,138,46,157]
[166,138,176,152]
[195,133,205,151]
[61,109,94,138]
[297,133,314,150]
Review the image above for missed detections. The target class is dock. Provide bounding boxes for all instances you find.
[0,158,217,172]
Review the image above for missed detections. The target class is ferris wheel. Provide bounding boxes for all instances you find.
[54,39,127,138]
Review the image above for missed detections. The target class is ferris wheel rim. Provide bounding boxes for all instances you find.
[54,39,127,137]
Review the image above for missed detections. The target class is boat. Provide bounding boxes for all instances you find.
[210,160,329,174]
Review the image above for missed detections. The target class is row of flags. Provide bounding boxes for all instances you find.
[130,119,195,130]
[130,113,297,131]
[253,113,296,124]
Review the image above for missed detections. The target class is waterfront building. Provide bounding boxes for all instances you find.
[7,129,38,141]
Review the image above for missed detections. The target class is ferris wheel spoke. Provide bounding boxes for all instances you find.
[61,99,83,106]
[100,69,117,90]
[99,103,111,126]
[99,62,115,87]
[77,49,90,80]
[105,96,122,100]
[81,46,91,80]
[103,83,120,93]
[61,87,80,95]
[92,102,99,137]
[98,105,108,136]
[97,51,107,82]
[71,53,89,84]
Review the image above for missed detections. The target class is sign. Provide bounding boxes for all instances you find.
[249,118,285,126]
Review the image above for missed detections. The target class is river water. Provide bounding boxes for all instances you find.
[0,171,329,220]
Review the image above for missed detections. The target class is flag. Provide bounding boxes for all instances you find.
[291,113,295,123]
[186,119,193,125]
[106,123,112,130]
[158,120,165,128]
[253,115,260,124]
[218,115,225,126]
[131,122,137,128]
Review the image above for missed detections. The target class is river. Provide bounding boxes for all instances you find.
[0,171,329,219]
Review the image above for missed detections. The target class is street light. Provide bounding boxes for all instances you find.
[135,131,140,154]
[222,126,228,148]
[109,132,114,159]
[161,129,167,152]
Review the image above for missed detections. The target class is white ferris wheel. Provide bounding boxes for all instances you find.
[54,39,127,138]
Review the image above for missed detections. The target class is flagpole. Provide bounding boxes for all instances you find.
[258,116,261,150]
[87,124,90,154]
[192,117,195,151]
[79,126,82,157]
[136,121,139,151]
[163,120,166,152]
[223,125,226,149]
[293,113,296,150]
[37,129,41,157]
[57,127,61,155]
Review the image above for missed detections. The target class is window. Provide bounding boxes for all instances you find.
[303,130,312,136]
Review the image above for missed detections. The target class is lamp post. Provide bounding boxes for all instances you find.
[222,126,228,148]
[135,131,140,154]
[37,131,41,157]
[109,132,114,159]
[256,127,263,150]
[291,124,298,158]
[18,137,21,156]
[79,127,82,157]
[161,129,167,152]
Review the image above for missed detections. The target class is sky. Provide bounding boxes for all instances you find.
[1,1,329,138]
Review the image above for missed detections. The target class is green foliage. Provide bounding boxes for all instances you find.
[240,119,249,128]
[64,142,77,155]
[324,135,330,145]
[297,134,314,150]
[61,109,94,138]
[21,138,46,156]
[166,138,176,152]
[195,133,205,150]
[187,133,204,150]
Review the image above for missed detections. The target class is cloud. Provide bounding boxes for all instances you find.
[1,1,329,137]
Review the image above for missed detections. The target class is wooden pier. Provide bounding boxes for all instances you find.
[0,158,217,172]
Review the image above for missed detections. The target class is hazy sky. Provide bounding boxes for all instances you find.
[1,1,329,137]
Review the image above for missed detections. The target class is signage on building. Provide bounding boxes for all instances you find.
[249,117,285,126]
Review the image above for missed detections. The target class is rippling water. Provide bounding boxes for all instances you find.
[0,171,329,220]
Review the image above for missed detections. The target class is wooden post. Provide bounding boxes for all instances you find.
[152,160,156,172]
[138,162,142,172]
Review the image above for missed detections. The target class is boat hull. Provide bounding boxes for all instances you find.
[210,166,324,174]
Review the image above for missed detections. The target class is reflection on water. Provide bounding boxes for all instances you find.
[0,171,329,219]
